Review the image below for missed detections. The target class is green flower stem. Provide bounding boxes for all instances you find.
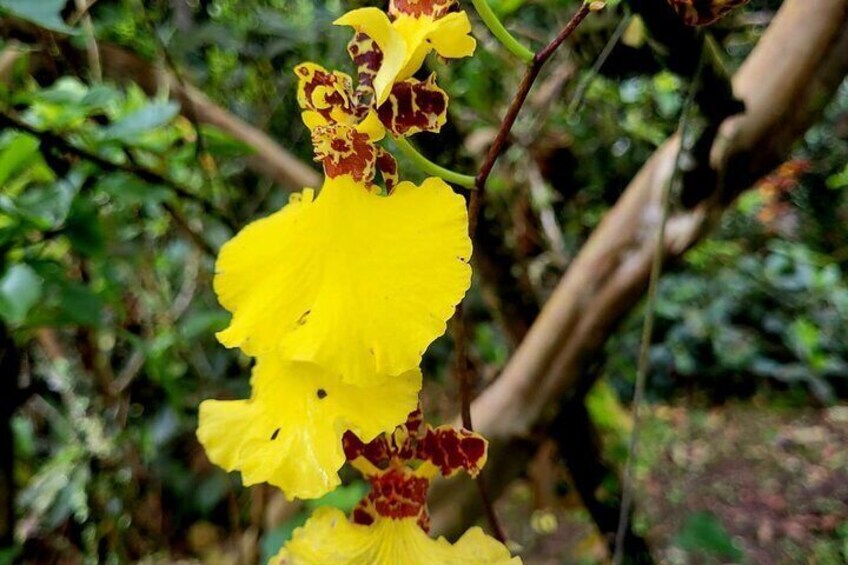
[392,136,477,189]
[470,0,535,63]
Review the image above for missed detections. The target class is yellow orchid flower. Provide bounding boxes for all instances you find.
[196,355,421,500]
[270,409,521,562]
[335,0,476,105]
[340,408,488,530]
[272,507,521,564]
[214,174,471,386]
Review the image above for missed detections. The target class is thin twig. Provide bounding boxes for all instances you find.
[137,1,214,170]
[471,2,593,233]
[73,0,101,81]
[0,110,229,254]
[453,306,474,430]
[452,304,508,543]
[611,45,705,565]
[453,0,596,544]
[68,0,102,26]
[458,0,594,440]
[568,12,632,115]
[0,111,233,227]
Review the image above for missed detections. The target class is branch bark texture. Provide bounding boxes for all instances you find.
[431,0,848,536]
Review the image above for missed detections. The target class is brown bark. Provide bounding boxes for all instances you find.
[431,0,848,536]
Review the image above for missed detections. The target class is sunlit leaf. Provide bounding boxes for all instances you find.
[0,133,40,187]
[0,263,43,325]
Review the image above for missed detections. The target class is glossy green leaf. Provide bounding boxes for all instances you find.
[101,102,181,143]
[0,133,40,187]
[0,262,43,325]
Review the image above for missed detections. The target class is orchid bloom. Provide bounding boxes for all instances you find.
[335,0,476,105]
[296,60,450,190]
[272,410,521,564]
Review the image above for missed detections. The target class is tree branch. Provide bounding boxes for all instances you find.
[0,17,321,191]
[0,110,223,255]
[452,2,596,540]
[431,0,848,537]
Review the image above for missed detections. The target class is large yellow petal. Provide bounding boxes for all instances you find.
[197,356,420,500]
[273,508,521,564]
[214,175,471,386]
[335,8,407,105]
[425,12,477,59]
[391,13,477,82]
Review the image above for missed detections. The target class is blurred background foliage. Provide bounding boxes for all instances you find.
[0,0,846,563]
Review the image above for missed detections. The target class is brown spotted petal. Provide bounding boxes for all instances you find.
[377,74,448,137]
[375,147,399,194]
[416,426,488,478]
[389,0,457,19]
[666,0,751,26]
[311,124,377,185]
[343,429,393,470]
[295,62,360,128]
[352,468,431,530]
[348,32,384,108]
[342,409,488,528]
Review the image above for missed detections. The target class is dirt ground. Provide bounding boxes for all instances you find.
[502,402,848,564]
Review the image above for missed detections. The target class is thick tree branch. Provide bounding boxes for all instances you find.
[431,0,848,537]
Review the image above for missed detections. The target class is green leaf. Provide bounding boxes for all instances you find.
[12,172,82,229]
[96,172,170,206]
[0,133,40,187]
[826,164,848,190]
[789,318,820,360]
[0,0,76,34]
[56,281,102,327]
[180,310,230,340]
[0,263,43,325]
[200,125,255,158]
[64,197,105,257]
[101,101,181,143]
[0,545,22,564]
[674,511,743,560]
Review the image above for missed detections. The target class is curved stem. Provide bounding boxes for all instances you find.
[611,43,705,565]
[392,136,476,188]
[470,0,535,63]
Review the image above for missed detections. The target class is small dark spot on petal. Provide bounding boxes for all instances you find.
[271,428,280,440]
[317,389,328,399]
[297,310,311,325]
